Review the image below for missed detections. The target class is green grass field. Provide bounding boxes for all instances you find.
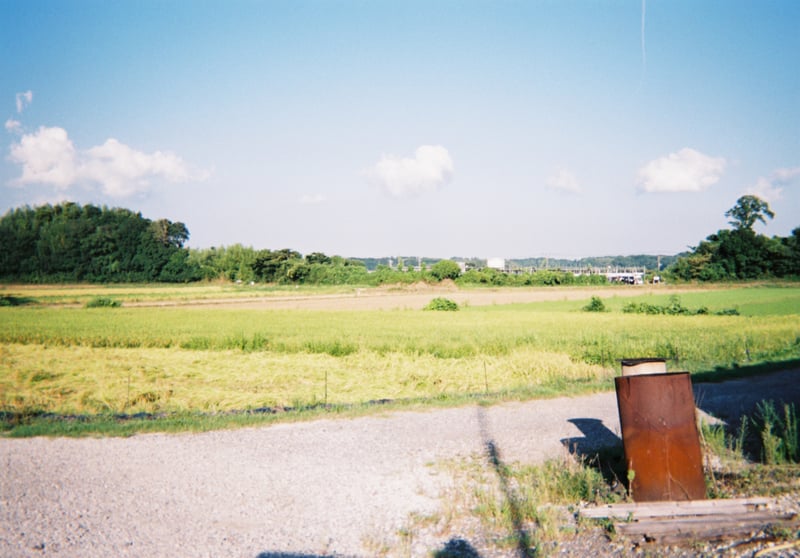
[2,284,799,435]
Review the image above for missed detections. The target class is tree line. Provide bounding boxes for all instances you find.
[0,203,196,283]
[185,245,608,286]
[1,197,797,284]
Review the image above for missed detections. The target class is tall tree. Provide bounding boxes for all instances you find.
[725,195,774,231]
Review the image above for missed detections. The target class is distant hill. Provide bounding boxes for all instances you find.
[351,254,681,272]
[509,254,681,272]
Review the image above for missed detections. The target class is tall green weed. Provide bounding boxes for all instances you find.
[754,401,798,464]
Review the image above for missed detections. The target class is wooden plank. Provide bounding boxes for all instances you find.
[615,512,798,544]
[579,497,772,519]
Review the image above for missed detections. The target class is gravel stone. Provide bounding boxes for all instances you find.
[2,370,798,557]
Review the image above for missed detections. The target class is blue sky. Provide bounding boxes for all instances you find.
[2,1,798,259]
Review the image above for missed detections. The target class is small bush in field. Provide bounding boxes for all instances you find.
[583,296,607,312]
[424,297,459,311]
[85,297,121,308]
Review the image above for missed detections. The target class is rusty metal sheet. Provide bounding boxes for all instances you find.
[615,372,706,502]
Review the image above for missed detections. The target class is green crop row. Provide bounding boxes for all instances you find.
[1,289,799,367]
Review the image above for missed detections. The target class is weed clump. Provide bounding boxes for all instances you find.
[0,295,36,307]
[754,400,798,464]
[703,400,798,466]
[85,297,121,308]
[583,296,607,312]
[424,297,459,311]
[622,295,738,316]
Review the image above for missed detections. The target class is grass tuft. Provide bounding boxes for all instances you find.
[85,297,121,308]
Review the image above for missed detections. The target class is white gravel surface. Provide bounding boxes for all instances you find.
[1,392,621,558]
[2,370,798,558]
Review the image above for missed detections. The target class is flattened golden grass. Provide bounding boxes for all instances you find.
[0,344,611,416]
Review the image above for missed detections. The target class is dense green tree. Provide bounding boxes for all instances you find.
[668,196,797,281]
[252,248,302,282]
[305,252,331,265]
[430,259,462,281]
[779,228,800,276]
[0,202,198,283]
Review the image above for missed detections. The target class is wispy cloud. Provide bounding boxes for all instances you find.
[637,148,726,193]
[8,125,207,197]
[15,90,33,113]
[364,145,454,198]
[4,119,22,133]
[546,167,581,194]
[299,194,327,205]
[746,167,800,202]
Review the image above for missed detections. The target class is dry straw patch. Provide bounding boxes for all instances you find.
[1,343,609,416]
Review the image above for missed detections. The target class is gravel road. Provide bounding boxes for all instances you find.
[2,370,798,558]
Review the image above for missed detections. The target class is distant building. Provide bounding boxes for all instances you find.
[486,258,506,271]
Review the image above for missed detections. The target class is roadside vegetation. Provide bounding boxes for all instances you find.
[381,401,800,557]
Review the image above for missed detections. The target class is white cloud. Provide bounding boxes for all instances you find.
[7,125,205,197]
[299,194,327,205]
[637,148,726,193]
[16,90,33,113]
[365,145,453,198]
[83,138,192,196]
[546,167,581,194]
[746,166,800,202]
[9,126,78,189]
[5,119,22,133]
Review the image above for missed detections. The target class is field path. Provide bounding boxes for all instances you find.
[2,369,798,557]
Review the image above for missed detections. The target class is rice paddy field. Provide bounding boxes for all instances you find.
[1,283,799,434]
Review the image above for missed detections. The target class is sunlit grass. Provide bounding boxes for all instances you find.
[1,302,797,368]
[1,284,799,435]
[0,343,611,416]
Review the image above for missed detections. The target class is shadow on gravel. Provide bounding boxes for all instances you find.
[432,537,483,557]
[255,553,341,558]
[693,367,800,429]
[477,407,537,558]
[254,536,485,558]
[560,418,627,490]
[560,418,620,458]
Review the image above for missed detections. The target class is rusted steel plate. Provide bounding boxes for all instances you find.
[615,372,706,502]
[620,358,667,376]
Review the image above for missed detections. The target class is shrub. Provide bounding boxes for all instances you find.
[0,295,36,307]
[716,308,740,316]
[622,296,739,316]
[85,297,121,308]
[430,260,462,281]
[424,297,459,311]
[583,296,607,312]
